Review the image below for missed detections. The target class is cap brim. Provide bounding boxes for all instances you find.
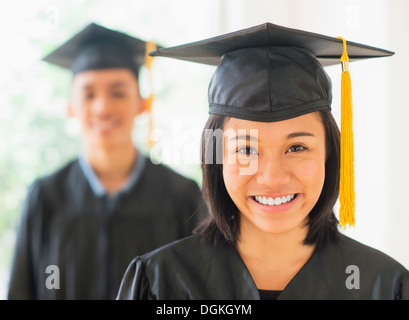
[43,23,147,70]
[150,22,394,67]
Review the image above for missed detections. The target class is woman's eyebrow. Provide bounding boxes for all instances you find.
[287,131,315,139]
[228,134,258,142]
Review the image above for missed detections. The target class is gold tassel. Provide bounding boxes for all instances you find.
[337,36,355,228]
[145,41,157,148]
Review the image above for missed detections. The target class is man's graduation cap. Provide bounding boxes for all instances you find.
[43,22,157,146]
[150,22,394,228]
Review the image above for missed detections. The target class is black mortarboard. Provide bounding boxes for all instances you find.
[43,23,149,78]
[150,22,393,122]
[150,22,394,228]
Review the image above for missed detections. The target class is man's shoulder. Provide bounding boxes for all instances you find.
[143,157,199,187]
[34,158,80,188]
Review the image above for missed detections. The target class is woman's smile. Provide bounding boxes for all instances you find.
[250,193,300,213]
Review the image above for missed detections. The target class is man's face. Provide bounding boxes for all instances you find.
[68,68,145,149]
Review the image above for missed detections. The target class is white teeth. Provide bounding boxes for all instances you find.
[254,194,296,206]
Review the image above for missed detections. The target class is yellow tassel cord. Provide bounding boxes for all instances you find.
[337,36,355,228]
[145,41,157,148]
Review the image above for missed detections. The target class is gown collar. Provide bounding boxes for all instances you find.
[78,149,147,198]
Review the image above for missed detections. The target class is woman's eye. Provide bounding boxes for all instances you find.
[287,145,306,153]
[237,146,258,156]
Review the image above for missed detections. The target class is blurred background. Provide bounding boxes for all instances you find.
[1,0,408,299]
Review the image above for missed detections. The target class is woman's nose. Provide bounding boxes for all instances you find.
[255,156,291,187]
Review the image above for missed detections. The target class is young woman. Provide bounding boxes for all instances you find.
[116,23,409,300]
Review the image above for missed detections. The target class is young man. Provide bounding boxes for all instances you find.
[7,23,206,300]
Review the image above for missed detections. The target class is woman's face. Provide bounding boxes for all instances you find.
[222,112,326,237]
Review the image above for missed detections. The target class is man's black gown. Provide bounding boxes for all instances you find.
[8,158,206,299]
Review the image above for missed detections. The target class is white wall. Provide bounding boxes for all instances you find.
[217,0,409,268]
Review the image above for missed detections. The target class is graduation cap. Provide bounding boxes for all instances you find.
[150,22,394,228]
[43,22,158,146]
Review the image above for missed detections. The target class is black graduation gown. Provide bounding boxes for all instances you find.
[7,158,206,300]
[116,233,409,300]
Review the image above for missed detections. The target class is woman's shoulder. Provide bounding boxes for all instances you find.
[118,234,259,299]
[141,234,202,256]
[278,232,409,299]
[322,232,409,280]
[138,234,227,266]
